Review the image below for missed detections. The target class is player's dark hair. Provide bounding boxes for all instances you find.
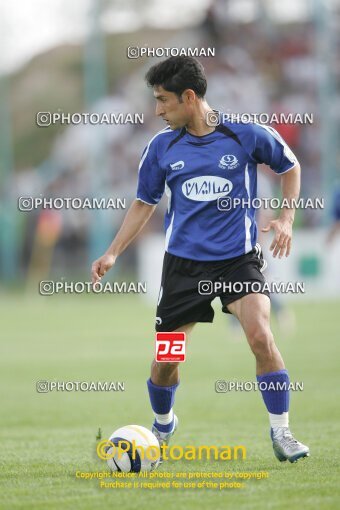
[145,56,207,99]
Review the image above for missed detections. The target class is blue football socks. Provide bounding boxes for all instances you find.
[147,378,179,433]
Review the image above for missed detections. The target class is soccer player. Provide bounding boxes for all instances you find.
[92,56,309,463]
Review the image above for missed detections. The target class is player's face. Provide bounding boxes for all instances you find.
[153,86,192,130]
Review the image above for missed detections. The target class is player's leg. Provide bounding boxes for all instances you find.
[227,293,309,462]
[227,293,284,374]
[148,251,214,455]
[151,322,196,386]
[147,322,196,456]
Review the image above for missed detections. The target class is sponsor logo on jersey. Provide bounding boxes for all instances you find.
[170,160,185,170]
[182,176,233,202]
[218,154,239,170]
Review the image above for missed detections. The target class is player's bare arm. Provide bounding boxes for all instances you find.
[91,199,156,285]
[262,162,301,259]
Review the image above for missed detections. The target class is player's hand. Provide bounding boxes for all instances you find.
[91,253,116,286]
[261,218,293,258]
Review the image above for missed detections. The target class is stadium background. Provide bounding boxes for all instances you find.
[1,1,339,509]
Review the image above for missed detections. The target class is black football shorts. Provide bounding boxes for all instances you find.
[155,244,269,332]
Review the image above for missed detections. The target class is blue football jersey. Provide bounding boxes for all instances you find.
[136,119,298,261]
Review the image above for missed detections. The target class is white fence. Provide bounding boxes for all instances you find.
[137,229,340,303]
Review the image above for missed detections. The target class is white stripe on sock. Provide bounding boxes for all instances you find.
[269,412,289,428]
[154,409,174,425]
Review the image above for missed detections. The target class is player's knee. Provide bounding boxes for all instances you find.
[247,326,274,358]
[152,359,179,374]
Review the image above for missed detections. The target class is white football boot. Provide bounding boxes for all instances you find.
[271,427,310,463]
[152,415,178,462]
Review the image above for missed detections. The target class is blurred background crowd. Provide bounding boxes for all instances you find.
[0,0,339,293]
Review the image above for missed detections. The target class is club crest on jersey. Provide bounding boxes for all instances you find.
[219,154,239,170]
[182,176,233,202]
[170,160,185,170]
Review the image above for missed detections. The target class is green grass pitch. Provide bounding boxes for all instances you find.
[1,294,339,509]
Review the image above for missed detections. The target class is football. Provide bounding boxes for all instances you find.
[106,425,161,472]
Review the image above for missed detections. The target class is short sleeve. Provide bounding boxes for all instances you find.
[252,124,298,174]
[136,138,166,205]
